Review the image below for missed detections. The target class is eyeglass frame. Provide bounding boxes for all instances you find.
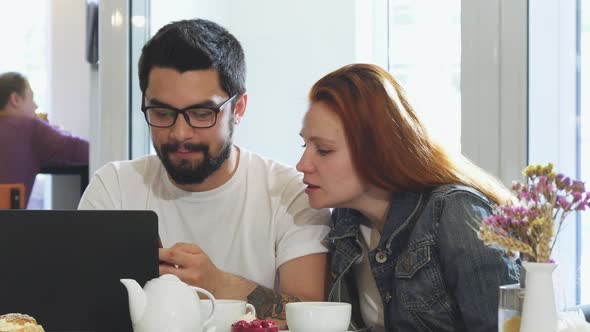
[141,93,238,129]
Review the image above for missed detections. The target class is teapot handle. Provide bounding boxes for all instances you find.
[191,286,216,327]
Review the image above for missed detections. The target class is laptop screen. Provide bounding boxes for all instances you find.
[0,210,159,332]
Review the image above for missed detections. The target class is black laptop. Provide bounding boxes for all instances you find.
[0,210,159,332]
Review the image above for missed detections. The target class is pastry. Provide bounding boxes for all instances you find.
[0,313,45,332]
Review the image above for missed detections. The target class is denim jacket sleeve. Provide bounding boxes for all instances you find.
[436,190,520,331]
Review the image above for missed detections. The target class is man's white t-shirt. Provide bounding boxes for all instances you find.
[78,147,331,290]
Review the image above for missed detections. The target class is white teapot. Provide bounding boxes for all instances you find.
[120,274,216,332]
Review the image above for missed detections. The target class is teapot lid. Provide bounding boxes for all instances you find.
[158,274,182,283]
[148,274,189,288]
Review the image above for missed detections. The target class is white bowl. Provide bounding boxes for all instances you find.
[286,302,351,332]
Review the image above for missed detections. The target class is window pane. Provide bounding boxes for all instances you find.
[0,0,49,209]
[580,0,590,304]
[388,0,461,153]
[0,0,49,114]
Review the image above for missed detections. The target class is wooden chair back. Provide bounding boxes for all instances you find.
[0,183,26,209]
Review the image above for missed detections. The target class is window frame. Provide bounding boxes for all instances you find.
[461,0,528,187]
[528,0,580,306]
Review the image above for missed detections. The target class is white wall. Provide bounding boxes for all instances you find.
[49,0,92,209]
[146,0,385,167]
[227,0,359,166]
[49,1,91,139]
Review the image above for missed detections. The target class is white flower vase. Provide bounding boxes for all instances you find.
[520,261,558,332]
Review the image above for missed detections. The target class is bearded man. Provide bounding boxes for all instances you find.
[78,19,330,328]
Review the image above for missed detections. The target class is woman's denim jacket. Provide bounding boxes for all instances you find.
[326,185,520,332]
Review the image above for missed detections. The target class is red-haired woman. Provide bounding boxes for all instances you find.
[297,63,519,332]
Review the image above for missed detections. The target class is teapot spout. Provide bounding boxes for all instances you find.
[120,279,146,324]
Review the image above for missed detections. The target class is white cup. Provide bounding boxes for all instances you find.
[286,302,351,332]
[200,299,256,332]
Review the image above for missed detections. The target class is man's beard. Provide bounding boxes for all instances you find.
[154,117,234,184]
[156,137,233,185]
[154,110,236,185]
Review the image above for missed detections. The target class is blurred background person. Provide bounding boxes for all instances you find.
[0,72,89,207]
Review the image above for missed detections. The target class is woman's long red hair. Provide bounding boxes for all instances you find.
[309,64,511,205]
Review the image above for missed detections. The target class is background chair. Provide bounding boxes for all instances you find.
[0,183,25,209]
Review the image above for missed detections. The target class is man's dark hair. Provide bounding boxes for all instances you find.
[0,72,28,110]
[138,19,246,97]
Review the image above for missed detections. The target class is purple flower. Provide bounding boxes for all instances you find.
[572,180,586,193]
[512,181,522,191]
[545,183,553,192]
[483,216,496,226]
[557,196,571,210]
[480,163,590,263]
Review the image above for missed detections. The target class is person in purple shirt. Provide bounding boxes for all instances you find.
[0,72,89,207]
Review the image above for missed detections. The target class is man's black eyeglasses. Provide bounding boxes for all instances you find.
[141,94,237,129]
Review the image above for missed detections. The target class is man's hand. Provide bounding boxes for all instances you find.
[159,242,226,295]
[159,243,327,330]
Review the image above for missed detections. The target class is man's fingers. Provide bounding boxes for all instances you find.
[159,247,194,266]
[158,243,217,290]
[170,242,203,254]
[159,262,185,277]
[159,262,207,287]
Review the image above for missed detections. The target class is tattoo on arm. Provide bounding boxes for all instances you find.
[247,285,301,320]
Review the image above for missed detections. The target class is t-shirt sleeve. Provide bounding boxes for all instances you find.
[274,176,331,268]
[78,163,122,210]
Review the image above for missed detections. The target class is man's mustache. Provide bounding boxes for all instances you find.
[160,143,209,154]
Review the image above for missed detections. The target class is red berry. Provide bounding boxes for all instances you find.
[250,321,262,328]
[235,320,250,328]
[260,320,275,327]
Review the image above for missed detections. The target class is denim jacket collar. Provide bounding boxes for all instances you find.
[381,190,425,252]
[326,208,362,241]
[327,190,425,249]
